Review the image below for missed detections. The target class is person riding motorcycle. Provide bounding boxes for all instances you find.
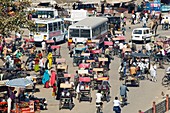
[120,83,129,99]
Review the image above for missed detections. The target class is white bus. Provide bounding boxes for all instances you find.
[31,19,65,43]
[68,17,108,43]
[30,7,58,20]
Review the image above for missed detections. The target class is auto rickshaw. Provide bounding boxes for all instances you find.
[92,68,108,90]
[86,59,96,69]
[112,37,126,56]
[51,45,61,59]
[131,52,150,80]
[78,77,92,103]
[122,48,132,59]
[56,58,68,77]
[98,78,110,102]
[98,57,109,71]
[104,41,114,59]
[81,53,91,61]
[63,74,76,97]
[59,83,74,110]
[73,46,86,67]
[79,63,91,70]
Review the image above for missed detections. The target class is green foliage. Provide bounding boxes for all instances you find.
[0,0,35,37]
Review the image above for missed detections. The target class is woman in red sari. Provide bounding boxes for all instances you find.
[50,69,56,87]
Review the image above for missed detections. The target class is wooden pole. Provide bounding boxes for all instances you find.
[166,94,169,112]
[153,101,156,113]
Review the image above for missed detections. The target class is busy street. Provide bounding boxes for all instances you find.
[0,0,170,113]
[29,18,170,113]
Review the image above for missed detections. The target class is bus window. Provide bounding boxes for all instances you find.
[53,22,58,31]
[48,23,53,32]
[61,21,64,33]
[58,22,61,30]
[70,29,79,37]
[37,24,47,32]
[80,29,90,37]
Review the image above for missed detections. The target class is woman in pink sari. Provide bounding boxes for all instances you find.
[50,70,56,87]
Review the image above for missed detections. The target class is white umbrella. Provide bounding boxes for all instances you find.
[5,78,33,88]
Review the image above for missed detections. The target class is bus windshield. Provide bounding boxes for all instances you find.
[32,11,54,19]
[70,29,90,38]
[80,29,90,37]
[133,30,142,34]
[36,24,47,32]
[70,29,79,37]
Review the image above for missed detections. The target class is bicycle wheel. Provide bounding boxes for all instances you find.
[163,57,169,65]
[96,107,100,113]
[162,76,169,86]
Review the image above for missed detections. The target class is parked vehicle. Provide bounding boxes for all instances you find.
[68,17,108,43]
[30,19,65,44]
[131,28,152,43]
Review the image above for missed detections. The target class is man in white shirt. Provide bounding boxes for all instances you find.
[96,90,103,107]
[119,43,124,50]
[145,43,151,53]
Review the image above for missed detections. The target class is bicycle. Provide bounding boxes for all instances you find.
[96,103,102,113]
[162,72,170,86]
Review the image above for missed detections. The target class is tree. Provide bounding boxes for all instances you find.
[0,0,35,37]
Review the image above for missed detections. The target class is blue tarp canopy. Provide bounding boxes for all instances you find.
[5,78,33,88]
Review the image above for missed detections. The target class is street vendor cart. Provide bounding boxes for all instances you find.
[78,77,92,103]
[59,83,74,110]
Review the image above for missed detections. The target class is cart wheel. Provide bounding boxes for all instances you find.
[59,100,61,110]
[137,81,140,87]
[79,94,81,103]
[79,97,81,103]
[69,102,72,110]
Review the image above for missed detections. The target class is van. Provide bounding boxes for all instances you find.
[131,28,152,43]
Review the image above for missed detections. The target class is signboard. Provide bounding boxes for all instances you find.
[161,5,170,12]
[145,0,161,12]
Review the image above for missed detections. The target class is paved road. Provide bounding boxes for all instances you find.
[32,20,170,113]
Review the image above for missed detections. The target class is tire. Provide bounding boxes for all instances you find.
[96,107,100,113]
[162,76,169,86]
[69,102,72,110]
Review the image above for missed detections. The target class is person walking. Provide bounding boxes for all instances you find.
[120,83,129,98]
[47,52,53,69]
[42,69,50,88]
[113,97,121,113]
[150,63,157,82]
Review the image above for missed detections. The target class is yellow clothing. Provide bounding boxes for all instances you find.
[47,52,53,68]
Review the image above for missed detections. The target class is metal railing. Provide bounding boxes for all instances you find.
[144,108,153,113]
[155,100,166,113]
